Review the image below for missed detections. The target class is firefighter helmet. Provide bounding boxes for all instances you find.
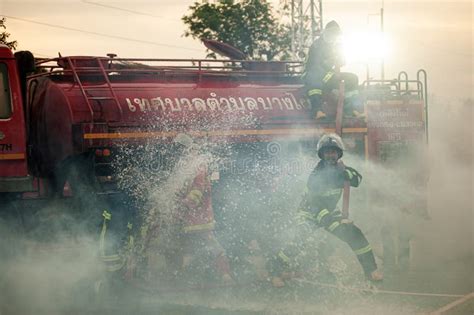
[325,20,340,31]
[322,20,342,44]
[317,133,345,159]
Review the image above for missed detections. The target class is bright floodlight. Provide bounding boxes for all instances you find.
[341,31,390,64]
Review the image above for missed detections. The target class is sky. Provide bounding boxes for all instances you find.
[1,0,472,103]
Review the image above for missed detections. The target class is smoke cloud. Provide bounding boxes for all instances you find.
[0,99,471,314]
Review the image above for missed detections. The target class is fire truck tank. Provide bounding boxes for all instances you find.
[27,57,314,179]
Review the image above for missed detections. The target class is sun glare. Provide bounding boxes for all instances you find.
[341,32,391,64]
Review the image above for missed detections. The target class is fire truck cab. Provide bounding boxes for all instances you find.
[0,45,30,193]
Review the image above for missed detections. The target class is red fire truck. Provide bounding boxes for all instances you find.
[0,44,427,199]
[0,44,429,287]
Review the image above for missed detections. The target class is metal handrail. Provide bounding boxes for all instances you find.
[66,57,94,122]
[362,78,425,100]
[31,68,305,84]
[362,69,429,145]
[34,56,304,75]
[417,69,429,143]
[397,71,409,91]
[96,57,123,121]
[62,57,126,123]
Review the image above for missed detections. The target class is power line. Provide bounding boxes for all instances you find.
[2,15,202,52]
[80,0,163,19]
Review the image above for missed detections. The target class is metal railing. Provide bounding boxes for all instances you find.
[32,56,305,80]
[362,69,429,143]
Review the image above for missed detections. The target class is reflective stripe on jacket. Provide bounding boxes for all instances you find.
[299,161,362,222]
[99,210,125,272]
[303,37,343,86]
[180,163,215,233]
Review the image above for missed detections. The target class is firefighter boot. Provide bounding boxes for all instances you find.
[345,94,365,119]
[309,95,326,120]
[368,269,384,282]
[352,110,366,120]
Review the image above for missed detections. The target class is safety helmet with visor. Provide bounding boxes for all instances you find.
[317,133,345,160]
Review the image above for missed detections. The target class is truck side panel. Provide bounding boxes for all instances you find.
[28,78,73,178]
[0,56,28,179]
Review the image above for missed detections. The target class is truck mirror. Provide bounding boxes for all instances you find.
[14,51,36,74]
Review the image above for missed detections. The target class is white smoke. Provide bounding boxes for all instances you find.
[0,100,471,314]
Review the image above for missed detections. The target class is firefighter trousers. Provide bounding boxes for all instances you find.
[273,209,378,278]
[306,72,362,116]
[325,219,377,276]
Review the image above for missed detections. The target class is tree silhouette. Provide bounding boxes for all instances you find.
[0,18,17,50]
[182,0,291,61]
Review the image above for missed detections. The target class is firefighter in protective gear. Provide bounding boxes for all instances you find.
[99,210,126,273]
[97,193,138,276]
[271,133,382,286]
[303,21,364,120]
[96,198,137,299]
[173,134,233,284]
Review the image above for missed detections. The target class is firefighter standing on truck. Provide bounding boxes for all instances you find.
[172,133,233,284]
[270,133,383,287]
[303,21,364,120]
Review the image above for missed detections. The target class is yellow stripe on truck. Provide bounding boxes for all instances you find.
[84,128,368,140]
[0,153,25,160]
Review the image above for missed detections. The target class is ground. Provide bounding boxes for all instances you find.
[1,213,471,314]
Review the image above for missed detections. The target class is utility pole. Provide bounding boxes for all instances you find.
[367,5,385,80]
[287,0,323,59]
[380,6,384,81]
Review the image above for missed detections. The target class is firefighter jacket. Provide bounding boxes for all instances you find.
[299,161,362,218]
[303,37,344,87]
[179,163,215,233]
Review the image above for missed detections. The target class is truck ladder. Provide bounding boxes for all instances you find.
[66,57,123,122]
